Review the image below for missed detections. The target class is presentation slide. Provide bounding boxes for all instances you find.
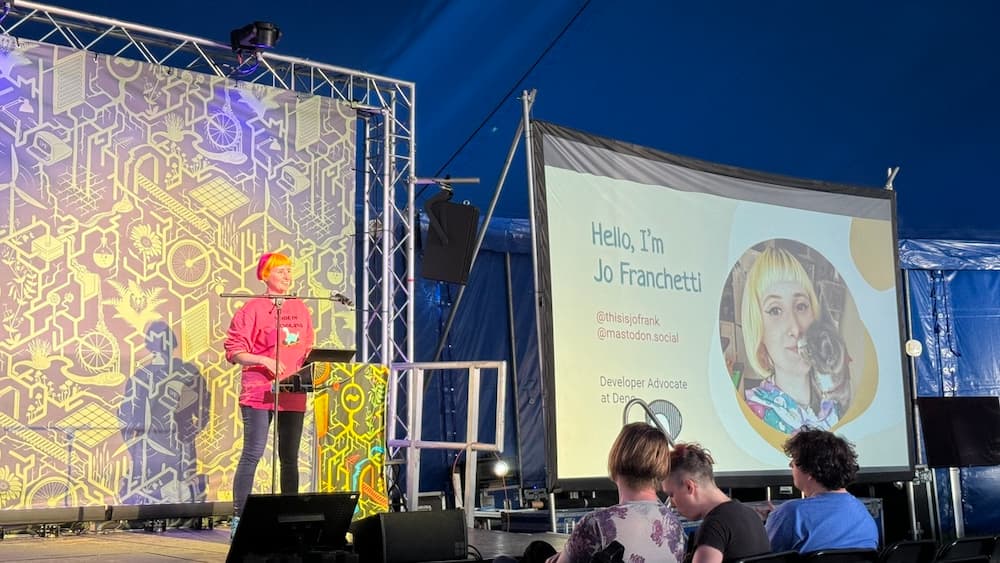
[531,122,913,486]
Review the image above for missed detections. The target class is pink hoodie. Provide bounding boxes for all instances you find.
[224,297,315,411]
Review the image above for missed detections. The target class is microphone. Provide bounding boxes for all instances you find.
[332,292,354,307]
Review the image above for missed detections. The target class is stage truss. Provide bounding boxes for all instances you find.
[0,0,416,366]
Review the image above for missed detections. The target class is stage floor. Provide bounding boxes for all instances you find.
[0,525,569,562]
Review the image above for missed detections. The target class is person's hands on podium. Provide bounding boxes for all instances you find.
[264,358,286,379]
[231,352,284,379]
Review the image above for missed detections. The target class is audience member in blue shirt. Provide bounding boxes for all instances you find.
[766,428,879,554]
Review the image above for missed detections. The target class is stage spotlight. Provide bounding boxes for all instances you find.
[230,21,282,53]
[492,460,511,478]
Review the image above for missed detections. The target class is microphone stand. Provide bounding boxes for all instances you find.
[221,290,354,494]
[622,397,675,447]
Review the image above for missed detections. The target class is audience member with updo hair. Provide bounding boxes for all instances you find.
[765,428,878,553]
[497,423,686,563]
[547,422,686,562]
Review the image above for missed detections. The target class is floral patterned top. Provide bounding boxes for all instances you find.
[744,378,839,434]
[560,500,685,563]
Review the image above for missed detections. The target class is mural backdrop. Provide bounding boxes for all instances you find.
[0,40,358,509]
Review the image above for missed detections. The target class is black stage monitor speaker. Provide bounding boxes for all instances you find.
[422,200,479,285]
[917,396,1000,468]
[227,492,359,563]
[350,508,468,563]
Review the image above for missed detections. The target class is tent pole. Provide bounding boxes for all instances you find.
[505,251,526,497]
[429,98,530,364]
[894,168,941,541]
[517,90,554,531]
[902,267,938,540]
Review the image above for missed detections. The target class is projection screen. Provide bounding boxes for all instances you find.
[530,121,914,489]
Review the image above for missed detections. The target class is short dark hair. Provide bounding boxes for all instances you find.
[608,423,671,490]
[668,442,716,485]
[784,428,859,490]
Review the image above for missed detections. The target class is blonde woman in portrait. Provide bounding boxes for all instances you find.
[741,246,844,433]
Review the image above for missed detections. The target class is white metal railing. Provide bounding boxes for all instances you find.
[387,361,507,528]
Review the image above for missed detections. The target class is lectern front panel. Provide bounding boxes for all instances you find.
[313,362,389,519]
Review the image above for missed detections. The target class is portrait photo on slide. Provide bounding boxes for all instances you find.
[718,238,877,448]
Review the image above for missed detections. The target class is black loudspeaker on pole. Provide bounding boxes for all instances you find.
[422,194,480,285]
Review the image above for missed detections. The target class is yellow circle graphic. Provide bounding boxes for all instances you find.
[340,382,365,414]
[849,218,896,292]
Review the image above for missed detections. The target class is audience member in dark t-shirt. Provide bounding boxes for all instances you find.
[664,443,771,563]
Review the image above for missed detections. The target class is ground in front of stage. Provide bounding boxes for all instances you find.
[0,525,568,562]
[0,527,230,562]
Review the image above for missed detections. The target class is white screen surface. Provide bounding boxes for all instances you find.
[533,123,912,485]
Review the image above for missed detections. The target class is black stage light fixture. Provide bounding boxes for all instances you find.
[0,1,12,27]
[230,21,282,52]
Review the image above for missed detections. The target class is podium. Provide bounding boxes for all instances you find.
[281,359,389,519]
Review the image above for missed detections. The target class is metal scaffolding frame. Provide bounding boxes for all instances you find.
[1,0,416,365]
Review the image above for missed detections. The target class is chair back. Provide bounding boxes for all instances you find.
[878,539,936,563]
[589,540,625,563]
[733,551,801,563]
[801,548,878,562]
[937,536,997,561]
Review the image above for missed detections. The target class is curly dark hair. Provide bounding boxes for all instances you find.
[783,428,859,490]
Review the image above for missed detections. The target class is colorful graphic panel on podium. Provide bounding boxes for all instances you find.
[313,363,389,519]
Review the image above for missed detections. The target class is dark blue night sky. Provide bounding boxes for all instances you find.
[29,0,1000,240]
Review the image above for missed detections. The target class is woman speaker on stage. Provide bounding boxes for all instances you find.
[224,252,315,537]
